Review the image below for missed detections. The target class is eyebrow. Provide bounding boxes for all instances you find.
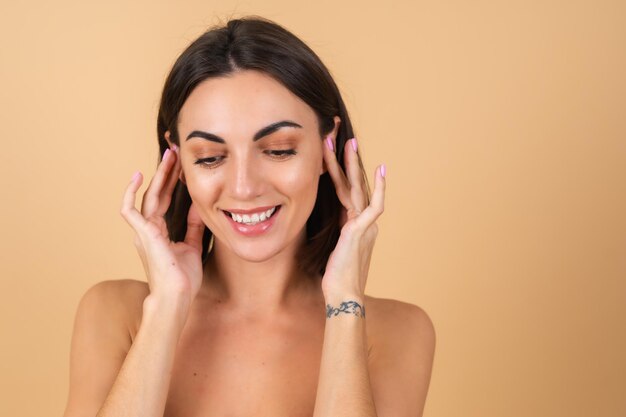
[185,120,303,143]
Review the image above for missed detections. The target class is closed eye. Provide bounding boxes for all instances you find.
[265,149,297,159]
[194,156,224,168]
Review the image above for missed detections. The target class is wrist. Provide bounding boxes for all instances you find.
[143,292,191,328]
[324,295,367,319]
[323,290,364,304]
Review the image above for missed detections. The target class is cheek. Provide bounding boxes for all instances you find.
[185,170,222,207]
[274,157,321,204]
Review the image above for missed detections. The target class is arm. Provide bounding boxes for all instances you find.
[65,139,204,416]
[319,129,436,415]
[313,298,436,417]
[314,131,386,416]
[313,295,377,417]
[63,281,189,417]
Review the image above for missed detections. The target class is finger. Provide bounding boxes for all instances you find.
[156,145,182,217]
[357,164,386,227]
[322,136,353,209]
[344,138,367,213]
[120,171,149,231]
[141,148,176,217]
[163,145,181,192]
[184,201,205,252]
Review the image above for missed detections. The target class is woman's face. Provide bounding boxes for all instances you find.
[171,70,338,262]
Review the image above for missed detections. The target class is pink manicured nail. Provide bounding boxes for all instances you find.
[325,136,334,152]
[380,164,386,178]
[163,148,170,160]
[131,171,141,182]
[351,138,358,152]
[172,144,178,152]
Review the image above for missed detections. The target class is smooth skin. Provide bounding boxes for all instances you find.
[63,70,435,417]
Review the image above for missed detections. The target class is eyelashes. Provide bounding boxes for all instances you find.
[266,149,297,157]
[194,149,297,168]
[194,156,224,168]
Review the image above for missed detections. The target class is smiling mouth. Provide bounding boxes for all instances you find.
[223,206,281,226]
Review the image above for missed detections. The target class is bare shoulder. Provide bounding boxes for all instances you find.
[83,278,149,300]
[63,279,150,417]
[364,294,436,417]
[364,294,436,347]
[79,279,150,340]
[81,278,149,311]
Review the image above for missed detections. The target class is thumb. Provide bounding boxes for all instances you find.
[184,202,205,252]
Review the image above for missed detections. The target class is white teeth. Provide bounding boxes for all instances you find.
[229,206,277,225]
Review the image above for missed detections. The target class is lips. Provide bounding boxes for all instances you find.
[225,206,278,225]
[222,205,281,237]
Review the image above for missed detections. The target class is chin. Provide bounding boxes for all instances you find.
[216,230,305,264]
[230,243,278,262]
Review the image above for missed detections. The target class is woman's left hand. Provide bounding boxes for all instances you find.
[321,136,386,301]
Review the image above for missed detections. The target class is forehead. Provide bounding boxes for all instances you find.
[178,70,318,136]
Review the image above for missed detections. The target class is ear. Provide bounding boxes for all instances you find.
[165,130,187,185]
[164,130,173,148]
[320,115,342,175]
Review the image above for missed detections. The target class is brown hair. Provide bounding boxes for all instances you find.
[158,16,369,276]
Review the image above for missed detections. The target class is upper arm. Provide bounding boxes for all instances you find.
[368,301,436,417]
[63,279,145,417]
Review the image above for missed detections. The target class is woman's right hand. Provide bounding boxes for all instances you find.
[120,144,206,312]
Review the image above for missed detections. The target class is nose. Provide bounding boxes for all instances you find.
[226,152,264,201]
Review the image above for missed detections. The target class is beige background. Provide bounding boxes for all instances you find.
[1,0,624,416]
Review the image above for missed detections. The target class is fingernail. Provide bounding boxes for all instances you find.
[172,144,178,152]
[351,138,358,152]
[325,136,334,152]
[131,171,141,182]
[163,148,170,160]
[381,164,386,178]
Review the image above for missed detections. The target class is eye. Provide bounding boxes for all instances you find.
[264,149,297,160]
[194,156,225,168]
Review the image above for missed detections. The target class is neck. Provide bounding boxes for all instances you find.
[198,236,323,315]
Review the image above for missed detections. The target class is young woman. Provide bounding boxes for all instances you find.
[63,16,435,417]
